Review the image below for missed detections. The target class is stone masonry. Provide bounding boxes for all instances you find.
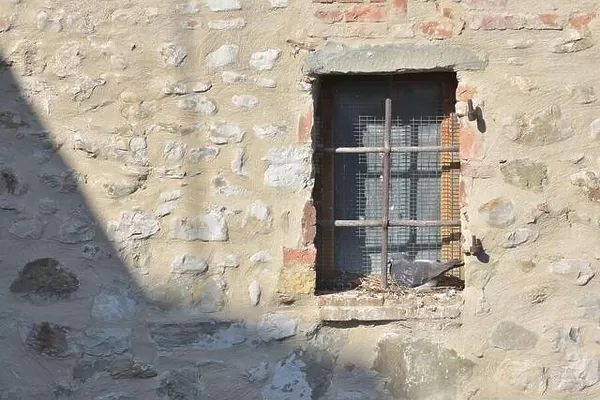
[1,0,600,399]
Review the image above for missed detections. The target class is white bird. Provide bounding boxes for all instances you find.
[388,254,463,288]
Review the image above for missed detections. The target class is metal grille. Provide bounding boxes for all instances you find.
[314,77,461,291]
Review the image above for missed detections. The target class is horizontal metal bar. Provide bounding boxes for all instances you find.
[324,219,461,227]
[317,146,459,154]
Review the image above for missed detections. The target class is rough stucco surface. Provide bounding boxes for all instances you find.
[1,0,600,398]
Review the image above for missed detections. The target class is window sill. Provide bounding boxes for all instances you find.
[317,290,463,321]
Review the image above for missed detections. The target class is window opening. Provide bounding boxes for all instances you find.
[313,73,462,293]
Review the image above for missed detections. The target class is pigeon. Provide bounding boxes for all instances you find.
[388,254,463,288]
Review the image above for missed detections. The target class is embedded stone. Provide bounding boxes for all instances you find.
[101,179,141,199]
[164,141,187,162]
[25,322,76,358]
[258,314,297,342]
[70,76,106,101]
[549,259,595,286]
[231,147,247,176]
[373,336,474,400]
[171,255,208,276]
[222,71,247,84]
[208,18,246,30]
[108,358,157,379]
[208,121,245,144]
[500,159,547,190]
[156,167,186,179]
[212,175,247,196]
[82,328,131,357]
[216,253,240,268]
[149,320,246,350]
[548,353,600,392]
[50,42,84,77]
[253,124,287,140]
[163,80,212,95]
[249,280,261,306]
[232,94,259,109]
[496,359,547,393]
[570,169,600,201]
[155,190,182,218]
[192,277,227,312]
[243,200,273,234]
[253,77,277,88]
[244,361,269,383]
[57,208,96,243]
[568,84,597,104]
[269,0,288,8]
[10,217,46,239]
[250,251,273,264]
[107,211,160,242]
[263,147,312,190]
[0,168,27,195]
[170,212,228,241]
[249,49,281,71]
[478,198,516,228]
[491,321,538,350]
[502,228,539,249]
[156,367,202,400]
[160,43,187,66]
[552,30,594,53]
[91,287,137,322]
[188,146,219,163]
[206,44,239,68]
[177,94,217,115]
[206,0,241,11]
[504,106,574,145]
[10,258,78,301]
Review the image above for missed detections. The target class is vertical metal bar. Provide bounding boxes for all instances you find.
[381,98,392,289]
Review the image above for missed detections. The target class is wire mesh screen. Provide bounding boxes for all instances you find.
[314,77,462,291]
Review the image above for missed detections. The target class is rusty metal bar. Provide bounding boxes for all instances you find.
[329,219,461,228]
[317,146,459,154]
[381,98,392,289]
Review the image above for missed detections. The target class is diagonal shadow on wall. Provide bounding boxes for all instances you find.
[0,52,398,399]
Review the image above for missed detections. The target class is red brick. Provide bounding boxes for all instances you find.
[283,248,317,265]
[298,104,313,143]
[569,11,597,29]
[315,9,344,24]
[393,0,407,12]
[459,126,484,161]
[344,5,385,22]
[280,211,290,234]
[456,85,476,101]
[421,19,454,39]
[301,201,317,246]
[469,12,562,30]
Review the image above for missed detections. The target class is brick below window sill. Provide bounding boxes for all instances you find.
[317,290,463,321]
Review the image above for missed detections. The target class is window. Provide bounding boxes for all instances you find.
[313,73,462,292]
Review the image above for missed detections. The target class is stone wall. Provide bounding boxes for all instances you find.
[1,0,600,399]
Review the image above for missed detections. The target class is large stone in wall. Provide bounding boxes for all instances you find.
[504,106,574,145]
[491,321,538,350]
[278,248,316,294]
[24,322,78,358]
[500,159,548,190]
[57,207,96,244]
[549,258,595,286]
[262,349,334,400]
[242,200,273,234]
[570,169,600,202]
[258,314,298,342]
[107,211,160,242]
[10,258,79,301]
[107,358,157,379]
[496,359,547,394]
[91,286,137,321]
[149,320,246,350]
[0,168,27,195]
[170,212,228,241]
[263,146,312,191]
[373,335,474,400]
[81,328,131,357]
[548,352,600,392]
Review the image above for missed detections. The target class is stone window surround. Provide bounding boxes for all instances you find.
[303,42,487,321]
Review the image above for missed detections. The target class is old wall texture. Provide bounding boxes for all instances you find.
[1,0,600,399]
